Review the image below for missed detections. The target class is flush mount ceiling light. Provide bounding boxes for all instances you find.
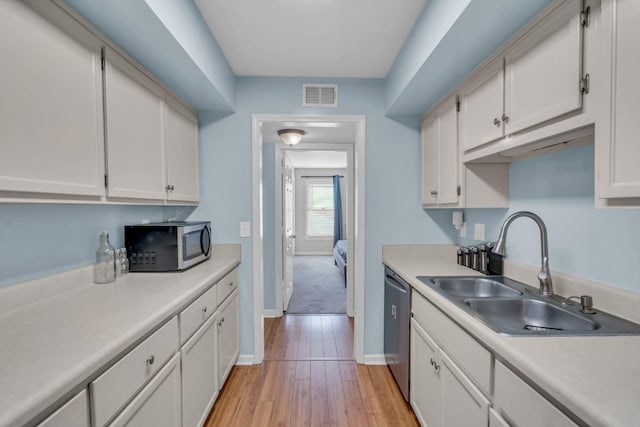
[277,128,306,146]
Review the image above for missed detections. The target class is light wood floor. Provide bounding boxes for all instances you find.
[205,314,418,427]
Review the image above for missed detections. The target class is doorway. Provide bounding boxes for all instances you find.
[251,114,366,364]
[279,150,350,315]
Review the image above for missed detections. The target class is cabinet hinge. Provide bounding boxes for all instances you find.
[580,6,591,28]
[104,174,108,187]
[580,73,590,95]
[456,96,460,112]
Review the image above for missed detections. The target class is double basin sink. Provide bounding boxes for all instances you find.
[417,276,640,336]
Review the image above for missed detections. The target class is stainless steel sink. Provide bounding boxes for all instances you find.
[431,277,523,298]
[416,275,640,336]
[464,298,600,334]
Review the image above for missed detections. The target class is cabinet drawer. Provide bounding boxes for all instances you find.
[38,389,89,427]
[90,317,179,427]
[217,269,238,306]
[179,284,217,345]
[108,354,182,427]
[494,360,577,427]
[412,291,492,395]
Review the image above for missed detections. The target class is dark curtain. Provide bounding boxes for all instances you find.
[333,175,343,247]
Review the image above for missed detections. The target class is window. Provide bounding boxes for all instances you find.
[306,180,334,237]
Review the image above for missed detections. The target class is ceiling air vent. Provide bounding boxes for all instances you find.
[303,84,337,107]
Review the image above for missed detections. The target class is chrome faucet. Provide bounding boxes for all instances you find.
[492,211,554,297]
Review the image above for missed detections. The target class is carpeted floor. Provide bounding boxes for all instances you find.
[286,256,346,314]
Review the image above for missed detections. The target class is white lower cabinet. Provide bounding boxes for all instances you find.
[108,354,182,427]
[217,288,239,385]
[489,408,511,427]
[494,361,577,427]
[181,311,219,427]
[410,318,490,427]
[38,390,89,427]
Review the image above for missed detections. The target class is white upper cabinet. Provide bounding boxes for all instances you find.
[0,0,104,197]
[504,0,583,135]
[104,48,167,201]
[165,97,200,203]
[459,59,505,151]
[596,0,640,200]
[422,97,459,207]
[459,0,586,156]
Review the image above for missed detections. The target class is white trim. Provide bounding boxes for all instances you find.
[263,309,281,318]
[362,354,387,365]
[253,114,365,364]
[235,354,255,365]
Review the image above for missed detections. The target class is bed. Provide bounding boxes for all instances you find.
[333,240,347,286]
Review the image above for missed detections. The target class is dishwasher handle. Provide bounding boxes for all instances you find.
[385,275,408,294]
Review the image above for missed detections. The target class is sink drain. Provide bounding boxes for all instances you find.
[524,324,564,332]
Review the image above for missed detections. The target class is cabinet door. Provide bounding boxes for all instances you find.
[459,59,504,151]
[596,0,640,198]
[410,319,440,427]
[165,97,199,203]
[181,313,219,427]
[435,101,459,205]
[218,289,239,385]
[108,354,182,427]
[439,351,490,427]
[421,114,438,206]
[0,0,104,197]
[489,409,511,427]
[504,0,583,135]
[38,390,89,427]
[104,48,166,200]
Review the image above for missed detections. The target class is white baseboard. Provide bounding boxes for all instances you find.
[236,354,255,365]
[363,354,387,365]
[263,309,282,318]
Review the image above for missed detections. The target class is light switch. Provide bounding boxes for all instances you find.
[474,223,485,241]
[240,221,251,237]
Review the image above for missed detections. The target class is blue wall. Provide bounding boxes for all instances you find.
[457,144,640,293]
[0,205,186,287]
[192,76,456,356]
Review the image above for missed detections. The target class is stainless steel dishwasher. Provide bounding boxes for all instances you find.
[384,266,410,401]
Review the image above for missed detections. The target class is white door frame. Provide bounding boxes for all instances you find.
[274,143,355,317]
[252,114,366,364]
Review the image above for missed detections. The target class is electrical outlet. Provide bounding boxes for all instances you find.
[240,221,251,237]
[474,223,485,241]
[459,222,467,238]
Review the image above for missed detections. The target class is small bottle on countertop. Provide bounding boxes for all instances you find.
[95,231,116,284]
[120,248,129,276]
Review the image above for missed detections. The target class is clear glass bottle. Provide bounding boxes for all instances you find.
[94,231,116,284]
[120,248,129,276]
[115,248,123,278]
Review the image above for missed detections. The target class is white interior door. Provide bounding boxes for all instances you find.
[283,152,295,311]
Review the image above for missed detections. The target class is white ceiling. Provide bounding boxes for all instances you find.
[194,0,427,78]
[287,151,348,169]
[261,120,356,144]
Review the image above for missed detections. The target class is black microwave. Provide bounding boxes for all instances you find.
[124,221,212,272]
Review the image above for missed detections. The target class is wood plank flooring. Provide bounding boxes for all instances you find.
[205,314,418,427]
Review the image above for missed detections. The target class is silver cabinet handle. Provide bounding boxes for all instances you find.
[501,114,509,123]
[146,355,155,366]
[493,118,500,126]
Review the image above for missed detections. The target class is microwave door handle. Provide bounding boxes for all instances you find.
[201,226,211,256]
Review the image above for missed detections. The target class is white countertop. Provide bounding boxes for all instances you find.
[0,256,239,427]
[383,256,640,427]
